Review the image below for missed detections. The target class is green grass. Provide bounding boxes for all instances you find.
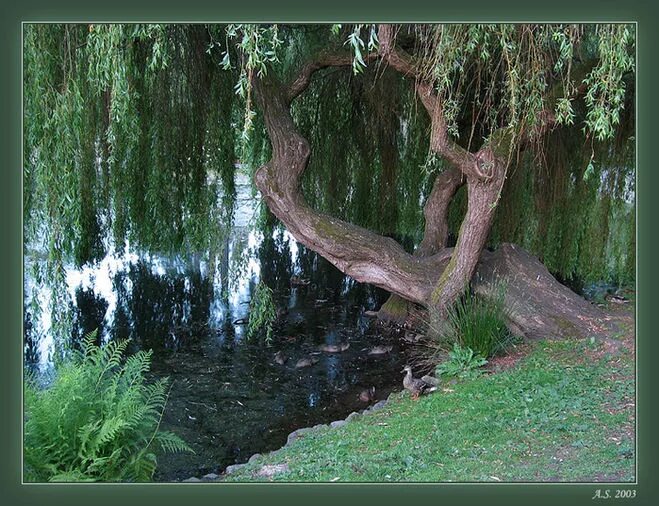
[223,337,635,482]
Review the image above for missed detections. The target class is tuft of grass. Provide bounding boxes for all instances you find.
[24,331,192,482]
[445,287,514,359]
[223,337,635,483]
[413,284,516,373]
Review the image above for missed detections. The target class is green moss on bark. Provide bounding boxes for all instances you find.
[431,252,457,307]
[378,294,409,324]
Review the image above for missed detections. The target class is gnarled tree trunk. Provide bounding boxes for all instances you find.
[378,166,463,323]
[250,27,616,342]
[473,244,617,340]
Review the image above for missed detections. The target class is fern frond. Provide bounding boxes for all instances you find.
[93,339,130,389]
[120,397,149,429]
[93,416,129,449]
[141,379,169,416]
[125,450,157,482]
[77,419,102,459]
[122,350,152,380]
[155,431,195,454]
[86,447,123,476]
[24,338,190,482]
[80,329,99,359]
[50,470,96,482]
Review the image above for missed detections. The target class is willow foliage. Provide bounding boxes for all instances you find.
[246,281,277,344]
[410,24,635,146]
[24,24,237,264]
[24,24,240,342]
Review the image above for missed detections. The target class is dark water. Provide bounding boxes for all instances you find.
[23,174,412,481]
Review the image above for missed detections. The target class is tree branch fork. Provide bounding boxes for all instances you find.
[250,24,612,339]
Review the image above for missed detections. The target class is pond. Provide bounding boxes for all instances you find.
[23,173,414,481]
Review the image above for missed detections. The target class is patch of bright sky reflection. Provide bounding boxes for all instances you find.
[28,178,306,366]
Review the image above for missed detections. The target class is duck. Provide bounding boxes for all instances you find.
[606,294,628,304]
[294,356,319,369]
[318,342,350,353]
[358,386,376,402]
[403,331,422,343]
[367,345,393,355]
[274,351,287,365]
[402,365,436,400]
[290,276,311,286]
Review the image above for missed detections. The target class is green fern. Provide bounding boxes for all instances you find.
[24,330,193,482]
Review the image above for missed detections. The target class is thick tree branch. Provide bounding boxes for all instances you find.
[284,28,515,183]
[253,75,448,305]
[377,26,514,317]
[417,167,464,255]
[377,24,489,182]
[378,25,601,182]
[377,24,417,76]
[286,53,378,103]
[378,166,463,323]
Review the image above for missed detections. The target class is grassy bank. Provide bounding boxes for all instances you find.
[223,326,635,482]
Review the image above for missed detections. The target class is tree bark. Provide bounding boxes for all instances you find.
[253,76,444,306]
[250,35,615,342]
[429,147,507,314]
[378,166,463,323]
[473,244,618,340]
[418,167,464,257]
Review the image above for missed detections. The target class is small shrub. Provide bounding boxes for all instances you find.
[411,283,514,372]
[435,343,488,380]
[24,331,192,482]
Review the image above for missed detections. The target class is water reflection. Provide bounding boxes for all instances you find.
[23,173,410,481]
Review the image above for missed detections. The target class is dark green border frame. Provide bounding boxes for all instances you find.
[2,1,656,505]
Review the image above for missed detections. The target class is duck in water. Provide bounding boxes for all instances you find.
[318,342,350,353]
[295,356,320,368]
[358,386,376,403]
[367,345,393,355]
[274,351,287,365]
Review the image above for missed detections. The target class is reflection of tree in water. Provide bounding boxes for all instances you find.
[24,224,407,480]
[258,225,295,294]
[293,242,386,308]
[101,260,215,353]
[23,310,39,368]
[324,353,349,391]
[71,287,108,349]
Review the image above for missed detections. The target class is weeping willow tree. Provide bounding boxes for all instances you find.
[24,23,635,342]
[247,23,635,338]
